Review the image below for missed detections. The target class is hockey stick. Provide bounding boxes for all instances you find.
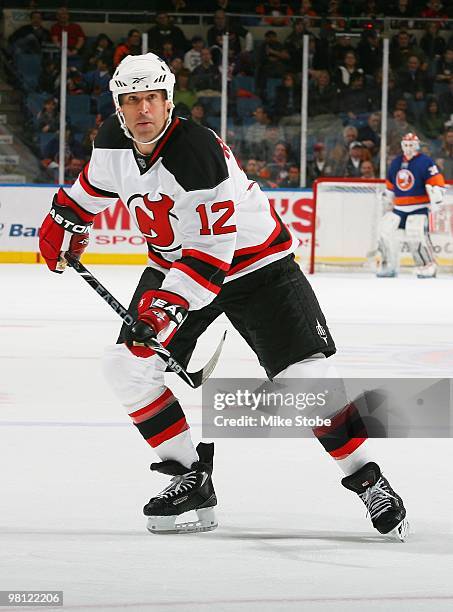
[63,253,226,389]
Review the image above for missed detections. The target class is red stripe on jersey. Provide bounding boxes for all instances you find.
[55,188,95,223]
[147,249,172,269]
[228,234,294,276]
[233,204,281,257]
[146,416,189,447]
[79,163,118,199]
[172,261,221,295]
[182,249,230,271]
[150,117,180,164]
[394,195,430,205]
[329,437,367,460]
[129,388,175,424]
[426,174,445,187]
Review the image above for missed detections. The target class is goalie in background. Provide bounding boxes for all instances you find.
[377,132,446,279]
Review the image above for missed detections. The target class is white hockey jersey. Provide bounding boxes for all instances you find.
[58,115,297,310]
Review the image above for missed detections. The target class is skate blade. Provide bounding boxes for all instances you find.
[387,518,410,542]
[146,507,218,534]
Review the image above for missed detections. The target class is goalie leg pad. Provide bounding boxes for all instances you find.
[377,212,401,276]
[405,214,436,275]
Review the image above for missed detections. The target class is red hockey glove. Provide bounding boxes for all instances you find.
[39,193,93,273]
[127,290,189,346]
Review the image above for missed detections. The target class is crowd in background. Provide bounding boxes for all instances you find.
[4,1,453,184]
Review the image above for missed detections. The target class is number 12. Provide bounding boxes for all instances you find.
[196,200,236,236]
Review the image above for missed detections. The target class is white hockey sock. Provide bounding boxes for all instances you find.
[153,429,198,469]
[333,441,372,476]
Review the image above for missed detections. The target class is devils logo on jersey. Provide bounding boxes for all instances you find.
[128,192,180,251]
[396,169,415,191]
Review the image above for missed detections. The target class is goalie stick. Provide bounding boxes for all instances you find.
[63,252,226,389]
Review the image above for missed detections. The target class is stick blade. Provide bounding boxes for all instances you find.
[189,330,227,388]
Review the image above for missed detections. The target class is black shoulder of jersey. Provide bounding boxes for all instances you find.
[94,114,130,150]
[162,119,228,192]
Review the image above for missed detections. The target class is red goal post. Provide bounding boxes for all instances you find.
[308,178,453,274]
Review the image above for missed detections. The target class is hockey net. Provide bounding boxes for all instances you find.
[302,178,453,274]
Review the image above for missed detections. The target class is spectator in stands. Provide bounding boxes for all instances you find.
[358,112,381,156]
[264,142,294,185]
[189,103,213,128]
[147,11,188,56]
[169,57,184,77]
[360,160,377,178]
[274,72,301,125]
[419,22,446,62]
[393,97,415,123]
[192,48,221,93]
[359,0,382,18]
[420,0,448,21]
[308,70,337,116]
[82,33,113,72]
[306,143,335,187]
[389,0,416,29]
[9,11,50,54]
[184,36,204,72]
[113,30,141,68]
[39,60,59,95]
[207,9,253,58]
[388,108,412,154]
[81,127,99,158]
[279,164,300,188]
[439,80,453,117]
[330,125,359,169]
[334,51,364,90]
[173,68,198,117]
[67,67,86,95]
[338,72,372,119]
[285,18,320,73]
[244,158,274,188]
[244,106,273,157]
[435,127,453,179]
[256,0,294,27]
[37,97,58,133]
[161,41,181,66]
[325,0,346,33]
[256,30,290,96]
[339,141,366,178]
[50,7,85,56]
[330,34,355,68]
[370,69,403,112]
[262,124,287,162]
[418,97,446,140]
[357,29,382,77]
[84,58,111,97]
[390,30,423,72]
[65,157,85,183]
[396,55,433,118]
[434,47,453,89]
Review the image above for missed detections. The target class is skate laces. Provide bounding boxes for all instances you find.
[156,471,199,500]
[359,476,397,520]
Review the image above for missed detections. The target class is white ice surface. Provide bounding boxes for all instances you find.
[0,264,452,612]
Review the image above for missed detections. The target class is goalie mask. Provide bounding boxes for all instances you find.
[109,53,175,145]
[401,132,420,160]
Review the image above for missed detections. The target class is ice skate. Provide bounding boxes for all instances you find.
[416,263,437,279]
[342,462,409,542]
[144,442,217,534]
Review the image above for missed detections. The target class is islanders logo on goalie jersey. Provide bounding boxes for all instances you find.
[386,152,445,209]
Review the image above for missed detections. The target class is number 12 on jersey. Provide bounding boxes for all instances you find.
[196,201,236,236]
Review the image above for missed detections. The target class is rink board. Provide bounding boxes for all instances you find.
[0,185,452,267]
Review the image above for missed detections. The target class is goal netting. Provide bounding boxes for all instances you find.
[301,178,453,274]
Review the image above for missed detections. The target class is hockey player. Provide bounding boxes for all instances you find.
[377,132,446,278]
[39,53,408,539]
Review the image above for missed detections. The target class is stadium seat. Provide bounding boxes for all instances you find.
[39,132,57,158]
[66,95,91,115]
[236,97,262,121]
[68,113,96,132]
[15,53,42,92]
